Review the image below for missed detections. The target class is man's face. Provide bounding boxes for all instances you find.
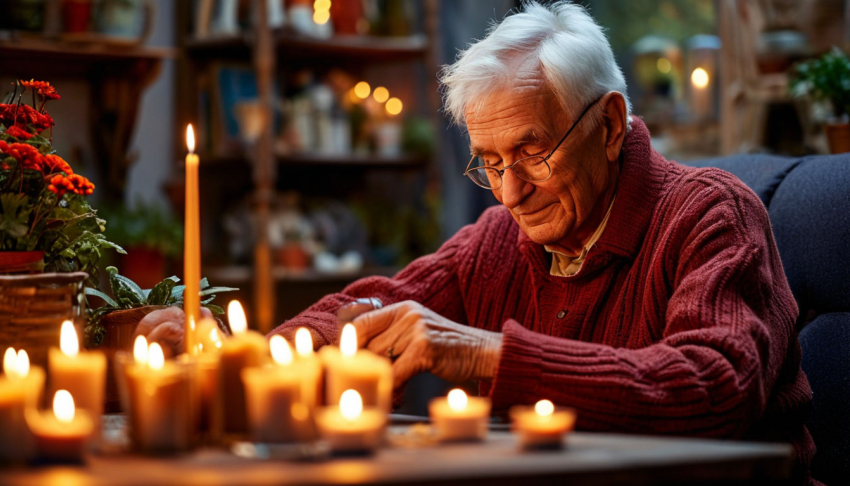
[465,85,612,247]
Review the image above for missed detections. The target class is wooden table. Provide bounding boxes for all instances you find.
[0,427,792,486]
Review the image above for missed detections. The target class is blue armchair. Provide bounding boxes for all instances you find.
[691,153,850,485]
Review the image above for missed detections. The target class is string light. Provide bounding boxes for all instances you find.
[386,97,403,116]
[373,86,389,103]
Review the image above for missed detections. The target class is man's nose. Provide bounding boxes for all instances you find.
[499,167,532,208]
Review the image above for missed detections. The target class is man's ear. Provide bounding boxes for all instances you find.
[601,91,628,163]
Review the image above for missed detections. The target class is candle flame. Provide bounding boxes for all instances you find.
[447,388,468,412]
[691,67,709,89]
[186,124,196,153]
[53,390,75,423]
[148,342,165,370]
[228,300,247,335]
[60,320,79,357]
[340,389,362,421]
[133,335,149,364]
[535,399,554,417]
[270,335,293,366]
[340,323,357,357]
[3,347,15,376]
[14,350,29,378]
[210,328,222,349]
[295,328,313,357]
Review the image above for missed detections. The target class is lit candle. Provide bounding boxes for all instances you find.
[48,320,106,435]
[320,323,392,411]
[26,390,93,462]
[184,124,201,354]
[316,389,385,454]
[220,300,269,435]
[293,327,323,412]
[0,349,45,462]
[429,389,490,442]
[125,339,194,453]
[177,339,222,441]
[510,399,576,449]
[242,335,313,443]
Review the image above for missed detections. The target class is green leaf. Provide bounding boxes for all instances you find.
[84,287,118,307]
[200,277,210,290]
[201,295,216,305]
[204,304,225,316]
[170,284,186,302]
[199,286,238,297]
[147,277,178,306]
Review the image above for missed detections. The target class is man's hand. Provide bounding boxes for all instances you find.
[133,306,217,357]
[353,301,502,391]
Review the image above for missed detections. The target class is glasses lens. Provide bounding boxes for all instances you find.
[467,167,501,189]
[513,156,550,182]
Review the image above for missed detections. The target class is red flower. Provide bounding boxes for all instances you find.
[42,154,73,176]
[48,173,94,197]
[0,141,44,172]
[0,103,54,133]
[5,126,33,140]
[19,79,60,100]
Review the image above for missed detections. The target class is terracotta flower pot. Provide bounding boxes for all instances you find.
[94,305,165,412]
[0,250,45,274]
[824,121,850,154]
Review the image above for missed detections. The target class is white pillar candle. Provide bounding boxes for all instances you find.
[510,399,576,449]
[429,389,490,442]
[316,389,385,454]
[125,340,194,453]
[0,349,45,462]
[48,321,106,434]
[242,335,313,443]
[26,390,93,462]
[220,301,269,435]
[320,324,392,411]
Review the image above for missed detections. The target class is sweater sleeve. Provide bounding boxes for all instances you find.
[487,183,799,438]
[267,222,473,346]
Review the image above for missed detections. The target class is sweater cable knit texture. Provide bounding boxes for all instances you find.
[271,118,817,484]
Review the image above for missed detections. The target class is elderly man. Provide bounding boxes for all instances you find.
[140,2,816,483]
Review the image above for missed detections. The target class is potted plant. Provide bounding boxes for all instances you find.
[0,80,123,281]
[100,201,183,289]
[790,47,850,153]
[0,79,123,369]
[85,266,236,411]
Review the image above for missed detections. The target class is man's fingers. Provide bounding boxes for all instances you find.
[134,307,186,338]
[200,307,214,319]
[145,321,184,358]
[366,312,418,358]
[352,302,408,347]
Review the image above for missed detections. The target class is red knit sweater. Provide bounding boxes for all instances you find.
[271,118,816,483]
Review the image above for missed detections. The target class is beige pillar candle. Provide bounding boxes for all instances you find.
[220,301,269,435]
[26,390,93,462]
[242,336,314,443]
[429,389,490,442]
[125,340,194,453]
[320,324,392,411]
[293,327,323,410]
[510,400,576,449]
[48,321,106,434]
[177,348,222,441]
[316,389,385,454]
[0,349,44,462]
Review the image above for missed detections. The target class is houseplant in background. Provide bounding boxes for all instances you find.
[790,47,850,153]
[0,79,123,369]
[99,201,183,289]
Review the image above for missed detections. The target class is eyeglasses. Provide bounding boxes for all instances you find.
[462,96,603,190]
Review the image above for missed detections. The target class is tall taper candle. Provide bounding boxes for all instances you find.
[184,124,200,354]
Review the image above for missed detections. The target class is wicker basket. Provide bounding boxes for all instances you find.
[0,272,88,370]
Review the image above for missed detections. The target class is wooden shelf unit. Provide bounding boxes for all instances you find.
[176,2,441,331]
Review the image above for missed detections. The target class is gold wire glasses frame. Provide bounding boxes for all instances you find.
[462,95,604,190]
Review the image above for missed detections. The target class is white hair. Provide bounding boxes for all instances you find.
[440,1,631,131]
